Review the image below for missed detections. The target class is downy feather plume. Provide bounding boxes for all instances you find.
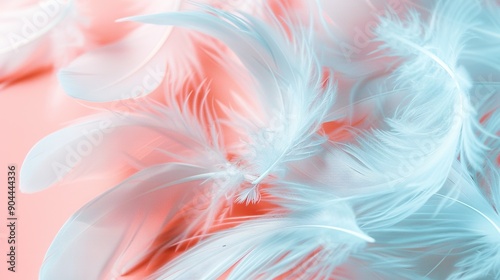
[30,4,343,279]
[40,163,221,280]
[354,162,500,280]
[330,0,494,225]
[123,3,337,203]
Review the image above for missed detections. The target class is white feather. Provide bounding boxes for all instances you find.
[20,94,228,193]
[152,184,372,280]
[39,163,224,280]
[58,24,172,101]
[324,0,491,226]
[356,163,500,280]
[123,4,337,203]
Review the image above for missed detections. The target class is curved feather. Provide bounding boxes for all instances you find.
[40,163,224,280]
[325,0,490,226]
[57,0,183,101]
[58,17,177,101]
[20,113,137,193]
[20,95,227,193]
[375,0,496,172]
[151,192,371,280]
[22,91,263,277]
[58,0,266,102]
[357,163,500,280]
[124,5,337,203]
[406,0,500,74]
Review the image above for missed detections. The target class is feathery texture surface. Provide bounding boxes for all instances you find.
[14,0,500,279]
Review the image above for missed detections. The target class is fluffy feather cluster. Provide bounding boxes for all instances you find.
[17,0,499,279]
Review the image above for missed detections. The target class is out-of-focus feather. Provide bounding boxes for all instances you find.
[20,113,137,193]
[57,0,183,102]
[0,0,77,81]
[58,23,174,101]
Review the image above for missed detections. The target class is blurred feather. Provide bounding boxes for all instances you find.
[58,0,265,102]
[30,94,248,279]
[0,0,79,82]
[58,24,172,101]
[57,0,182,102]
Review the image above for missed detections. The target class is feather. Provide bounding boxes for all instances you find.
[39,163,223,280]
[123,4,337,203]
[57,22,176,102]
[16,1,500,279]
[58,0,265,102]
[356,162,500,280]
[20,94,227,193]
[57,0,193,102]
[22,83,303,278]
[473,108,500,207]
[31,96,250,278]
[20,113,126,193]
[318,0,491,226]
[401,0,500,74]
[375,0,485,166]
[0,0,77,81]
[151,184,372,280]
